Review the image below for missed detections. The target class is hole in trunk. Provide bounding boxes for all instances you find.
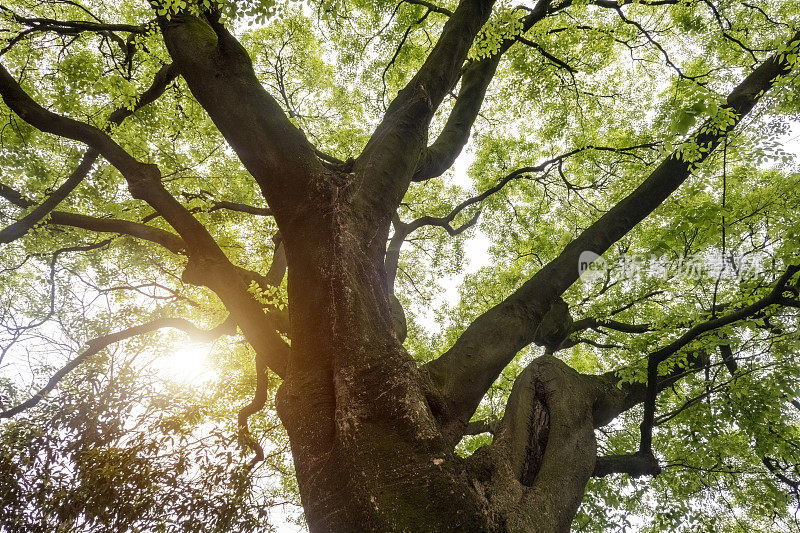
[521,380,550,486]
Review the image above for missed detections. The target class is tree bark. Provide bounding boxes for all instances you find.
[274,171,497,531]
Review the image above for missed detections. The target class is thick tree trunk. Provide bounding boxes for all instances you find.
[273,178,492,531]
[273,172,597,531]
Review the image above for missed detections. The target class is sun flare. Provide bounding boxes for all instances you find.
[156,343,217,384]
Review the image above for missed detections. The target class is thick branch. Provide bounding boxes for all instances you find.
[49,210,186,253]
[412,1,557,181]
[593,451,661,478]
[424,31,800,436]
[0,63,178,244]
[354,0,503,215]
[158,13,322,219]
[412,53,502,181]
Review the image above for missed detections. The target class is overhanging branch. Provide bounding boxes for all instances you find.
[638,264,800,453]
[0,63,291,377]
[0,181,187,254]
[0,63,179,244]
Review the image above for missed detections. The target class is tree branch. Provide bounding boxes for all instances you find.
[639,264,800,453]
[0,60,223,255]
[592,0,681,8]
[569,317,652,335]
[411,53,502,181]
[181,191,273,217]
[515,35,577,73]
[0,181,187,253]
[412,0,557,182]
[0,5,148,36]
[590,267,800,434]
[1,182,289,349]
[354,0,503,215]
[157,12,323,219]
[423,30,800,438]
[49,210,186,253]
[0,151,96,243]
[403,0,453,17]
[0,63,291,376]
[392,143,645,289]
[0,63,178,244]
[593,451,661,478]
[238,345,271,468]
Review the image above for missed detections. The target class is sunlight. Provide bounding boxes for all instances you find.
[155,342,217,384]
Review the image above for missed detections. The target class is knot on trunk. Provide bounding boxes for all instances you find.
[532,298,572,351]
[472,356,599,532]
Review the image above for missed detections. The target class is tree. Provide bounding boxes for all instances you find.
[1,0,800,530]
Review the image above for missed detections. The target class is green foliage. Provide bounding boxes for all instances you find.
[0,354,293,532]
[469,4,525,60]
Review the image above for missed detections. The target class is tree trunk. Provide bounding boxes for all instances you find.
[273,171,597,532]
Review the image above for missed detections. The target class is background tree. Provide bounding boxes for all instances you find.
[1,0,800,531]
